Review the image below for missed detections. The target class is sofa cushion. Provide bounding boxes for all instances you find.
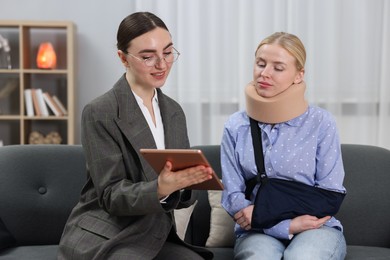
[174,201,198,240]
[0,245,58,259]
[345,245,390,259]
[205,190,235,248]
[206,247,234,260]
[0,218,15,250]
[186,145,223,247]
[0,145,86,245]
[337,144,390,247]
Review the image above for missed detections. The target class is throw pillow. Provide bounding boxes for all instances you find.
[174,200,198,240]
[205,190,236,247]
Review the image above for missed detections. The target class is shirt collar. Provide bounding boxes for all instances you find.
[259,106,309,128]
[132,88,159,106]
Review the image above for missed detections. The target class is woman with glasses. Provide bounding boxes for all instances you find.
[58,12,213,260]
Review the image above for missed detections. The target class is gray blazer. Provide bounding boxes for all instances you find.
[58,75,211,259]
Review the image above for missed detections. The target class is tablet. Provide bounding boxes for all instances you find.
[140,148,223,190]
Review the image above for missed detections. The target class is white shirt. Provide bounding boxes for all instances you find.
[133,89,168,203]
[132,89,165,149]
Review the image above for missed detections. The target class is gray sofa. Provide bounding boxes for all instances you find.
[190,145,390,259]
[0,144,390,259]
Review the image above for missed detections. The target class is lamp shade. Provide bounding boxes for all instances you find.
[36,42,57,69]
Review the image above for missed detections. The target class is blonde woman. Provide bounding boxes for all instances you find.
[221,32,347,260]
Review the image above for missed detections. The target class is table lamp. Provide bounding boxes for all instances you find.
[36,42,57,69]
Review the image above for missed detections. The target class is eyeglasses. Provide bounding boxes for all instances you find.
[127,47,180,67]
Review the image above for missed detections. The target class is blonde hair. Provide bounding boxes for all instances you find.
[256,32,306,71]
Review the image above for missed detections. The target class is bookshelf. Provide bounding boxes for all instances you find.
[0,20,75,145]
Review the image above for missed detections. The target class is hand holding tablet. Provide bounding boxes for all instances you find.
[140,149,223,190]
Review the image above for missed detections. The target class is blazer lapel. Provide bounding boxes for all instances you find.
[113,76,157,179]
[112,76,186,178]
[157,89,179,149]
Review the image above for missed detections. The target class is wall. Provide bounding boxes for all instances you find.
[1,0,389,148]
[0,0,138,143]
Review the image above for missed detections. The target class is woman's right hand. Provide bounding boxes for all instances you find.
[157,161,212,198]
[234,205,254,230]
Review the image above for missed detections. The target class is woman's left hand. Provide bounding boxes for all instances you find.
[289,215,331,235]
[157,161,212,198]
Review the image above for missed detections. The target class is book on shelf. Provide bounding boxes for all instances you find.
[52,95,68,115]
[31,89,41,116]
[26,89,67,117]
[24,89,34,116]
[43,92,63,116]
[35,88,49,116]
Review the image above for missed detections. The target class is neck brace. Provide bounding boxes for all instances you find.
[245,81,308,124]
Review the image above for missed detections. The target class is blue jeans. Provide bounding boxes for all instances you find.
[234,226,346,260]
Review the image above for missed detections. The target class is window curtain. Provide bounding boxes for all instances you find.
[131,0,390,149]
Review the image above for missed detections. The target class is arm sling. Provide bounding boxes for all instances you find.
[245,117,346,230]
